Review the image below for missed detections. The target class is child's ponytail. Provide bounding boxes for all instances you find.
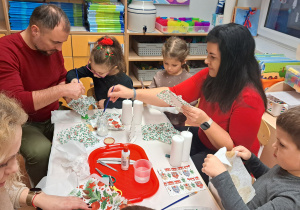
[182,63,190,72]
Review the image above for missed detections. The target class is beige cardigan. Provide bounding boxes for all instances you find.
[0,182,27,210]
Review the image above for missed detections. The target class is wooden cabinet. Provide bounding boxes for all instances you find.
[71,35,124,57]
[62,35,72,57]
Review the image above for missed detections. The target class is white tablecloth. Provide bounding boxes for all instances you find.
[44,107,220,210]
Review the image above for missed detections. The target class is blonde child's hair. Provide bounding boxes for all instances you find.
[162,36,189,72]
[0,93,28,188]
[277,106,300,149]
[91,36,126,73]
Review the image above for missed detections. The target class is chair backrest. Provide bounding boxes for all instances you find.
[87,87,96,99]
[265,81,294,93]
[257,119,270,146]
[257,119,271,158]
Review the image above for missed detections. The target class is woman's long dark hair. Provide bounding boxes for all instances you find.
[203,23,267,112]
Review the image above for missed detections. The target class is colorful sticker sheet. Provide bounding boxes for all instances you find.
[68,96,97,117]
[157,165,205,196]
[69,176,127,210]
[157,90,192,112]
[57,123,100,147]
[142,122,180,144]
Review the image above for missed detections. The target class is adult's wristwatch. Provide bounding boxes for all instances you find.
[26,188,42,206]
[200,118,213,130]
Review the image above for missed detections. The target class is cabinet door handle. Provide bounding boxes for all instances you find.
[88,42,95,54]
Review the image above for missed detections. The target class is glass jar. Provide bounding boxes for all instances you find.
[97,115,108,137]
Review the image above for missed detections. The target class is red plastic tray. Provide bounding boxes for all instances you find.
[88,143,159,203]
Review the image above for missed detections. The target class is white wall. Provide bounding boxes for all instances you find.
[237,0,261,7]
[155,0,218,22]
[155,0,261,22]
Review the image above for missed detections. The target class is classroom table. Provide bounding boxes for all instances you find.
[43,107,220,210]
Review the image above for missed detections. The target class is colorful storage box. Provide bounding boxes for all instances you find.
[266,91,300,116]
[285,66,300,93]
[155,22,210,34]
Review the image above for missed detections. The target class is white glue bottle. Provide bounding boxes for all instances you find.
[121,145,130,170]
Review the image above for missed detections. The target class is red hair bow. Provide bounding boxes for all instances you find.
[98,37,113,46]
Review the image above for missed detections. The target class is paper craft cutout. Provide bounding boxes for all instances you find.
[157,90,192,112]
[57,123,100,148]
[68,96,97,118]
[209,147,255,204]
[157,165,205,196]
[90,111,124,131]
[69,175,127,209]
[142,122,180,144]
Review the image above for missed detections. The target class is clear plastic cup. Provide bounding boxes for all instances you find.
[133,159,152,183]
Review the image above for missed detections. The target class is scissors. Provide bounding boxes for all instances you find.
[108,175,122,195]
[95,167,115,181]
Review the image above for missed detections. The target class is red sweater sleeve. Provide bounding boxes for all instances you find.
[0,45,35,112]
[0,33,67,121]
[169,68,208,102]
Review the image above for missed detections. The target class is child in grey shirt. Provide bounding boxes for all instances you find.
[202,106,300,210]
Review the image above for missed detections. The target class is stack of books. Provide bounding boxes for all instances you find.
[9,1,44,30]
[86,0,124,33]
[51,2,84,27]
[8,1,84,30]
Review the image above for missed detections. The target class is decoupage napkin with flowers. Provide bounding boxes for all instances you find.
[89,110,124,130]
[157,90,192,112]
[68,96,97,118]
[56,123,100,148]
[142,122,180,144]
[69,175,128,210]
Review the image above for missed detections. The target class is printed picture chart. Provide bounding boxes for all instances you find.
[157,165,205,196]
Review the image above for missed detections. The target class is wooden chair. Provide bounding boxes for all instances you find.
[257,119,271,158]
[87,86,96,99]
[265,81,294,93]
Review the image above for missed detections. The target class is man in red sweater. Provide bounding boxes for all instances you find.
[0,5,85,186]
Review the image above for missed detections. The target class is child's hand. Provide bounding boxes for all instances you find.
[232,146,251,161]
[97,99,105,109]
[70,78,83,85]
[202,154,227,178]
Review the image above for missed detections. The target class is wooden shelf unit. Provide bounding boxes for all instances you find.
[126,30,208,87]
[0,0,208,88]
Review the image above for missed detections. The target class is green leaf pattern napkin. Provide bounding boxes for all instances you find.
[57,123,99,148]
[157,90,192,108]
[68,96,97,117]
[142,122,180,144]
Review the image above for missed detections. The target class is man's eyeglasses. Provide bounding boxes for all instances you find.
[86,61,109,78]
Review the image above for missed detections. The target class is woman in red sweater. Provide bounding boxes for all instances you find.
[108,23,267,183]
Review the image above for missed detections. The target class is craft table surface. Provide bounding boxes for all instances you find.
[46,107,220,209]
